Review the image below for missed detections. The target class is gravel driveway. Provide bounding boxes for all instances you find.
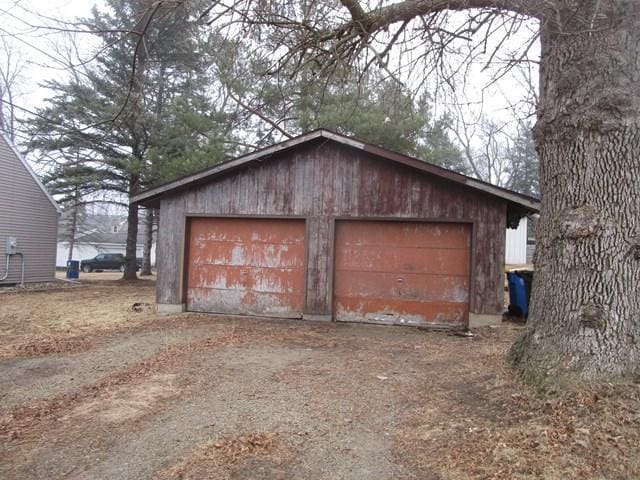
[1,279,638,479]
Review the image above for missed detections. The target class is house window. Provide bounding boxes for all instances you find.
[112,225,118,233]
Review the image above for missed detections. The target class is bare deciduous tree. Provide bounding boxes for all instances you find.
[0,36,25,142]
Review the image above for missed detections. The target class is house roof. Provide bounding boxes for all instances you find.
[58,213,147,245]
[130,129,540,213]
[1,133,61,214]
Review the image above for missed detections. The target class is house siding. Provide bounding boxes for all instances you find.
[56,242,153,268]
[0,136,59,284]
[156,141,506,318]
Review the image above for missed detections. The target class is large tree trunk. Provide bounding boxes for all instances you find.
[67,204,78,262]
[140,208,154,276]
[123,175,140,281]
[66,186,81,262]
[510,0,640,385]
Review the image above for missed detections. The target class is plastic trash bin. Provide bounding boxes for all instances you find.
[66,260,80,279]
[518,270,534,312]
[507,271,528,318]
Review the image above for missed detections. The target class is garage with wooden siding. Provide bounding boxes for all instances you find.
[132,129,539,328]
[186,217,306,317]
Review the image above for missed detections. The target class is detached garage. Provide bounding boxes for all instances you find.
[132,129,539,328]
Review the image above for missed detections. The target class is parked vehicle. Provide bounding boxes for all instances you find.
[80,253,142,272]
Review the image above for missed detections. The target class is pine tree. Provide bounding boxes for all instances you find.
[506,122,539,197]
[29,0,233,279]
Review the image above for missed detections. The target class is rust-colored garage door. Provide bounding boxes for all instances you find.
[334,221,471,327]
[186,218,306,317]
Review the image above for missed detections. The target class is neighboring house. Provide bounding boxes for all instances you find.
[132,129,539,329]
[56,213,156,267]
[0,133,60,285]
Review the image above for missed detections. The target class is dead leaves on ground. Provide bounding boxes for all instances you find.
[160,433,290,479]
[8,335,92,358]
[396,381,640,479]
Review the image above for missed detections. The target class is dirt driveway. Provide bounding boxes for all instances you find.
[1,277,639,479]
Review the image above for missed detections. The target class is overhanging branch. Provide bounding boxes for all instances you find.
[339,0,550,35]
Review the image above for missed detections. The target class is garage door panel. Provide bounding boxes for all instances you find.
[334,271,469,302]
[189,264,305,294]
[335,246,470,276]
[187,218,305,317]
[334,297,468,326]
[188,287,303,317]
[190,242,305,268]
[337,222,470,249]
[334,221,471,327]
[191,220,304,245]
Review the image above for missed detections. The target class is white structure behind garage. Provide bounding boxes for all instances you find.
[505,217,528,265]
[56,242,154,268]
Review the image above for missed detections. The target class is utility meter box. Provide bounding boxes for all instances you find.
[5,237,17,255]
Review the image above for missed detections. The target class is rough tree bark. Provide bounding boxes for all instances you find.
[509,0,640,385]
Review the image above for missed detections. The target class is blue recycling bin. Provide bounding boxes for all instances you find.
[507,271,528,318]
[66,260,80,279]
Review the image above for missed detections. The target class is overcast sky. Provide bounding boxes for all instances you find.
[0,0,101,112]
[1,0,540,157]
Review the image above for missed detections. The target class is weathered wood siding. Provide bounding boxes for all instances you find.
[0,136,59,284]
[157,140,506,316]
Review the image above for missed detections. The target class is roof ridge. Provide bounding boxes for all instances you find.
[131,129,539,212]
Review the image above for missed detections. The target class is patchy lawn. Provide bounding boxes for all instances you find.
[0,277,638,479]
[0,273,156,358]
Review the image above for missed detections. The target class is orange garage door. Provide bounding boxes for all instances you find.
[186,218,306,317]
[334,221,471,327]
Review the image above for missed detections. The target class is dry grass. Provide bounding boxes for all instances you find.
[0,326,249,441]
[12,335,93,356]
[0,279,156,358]
[393,342,640,480]
[68,373,179,424]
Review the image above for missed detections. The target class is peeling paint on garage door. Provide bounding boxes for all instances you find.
[334,221,471,327]
[186,218,306,318]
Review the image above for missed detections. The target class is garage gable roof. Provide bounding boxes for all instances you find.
[131,129,540,212]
